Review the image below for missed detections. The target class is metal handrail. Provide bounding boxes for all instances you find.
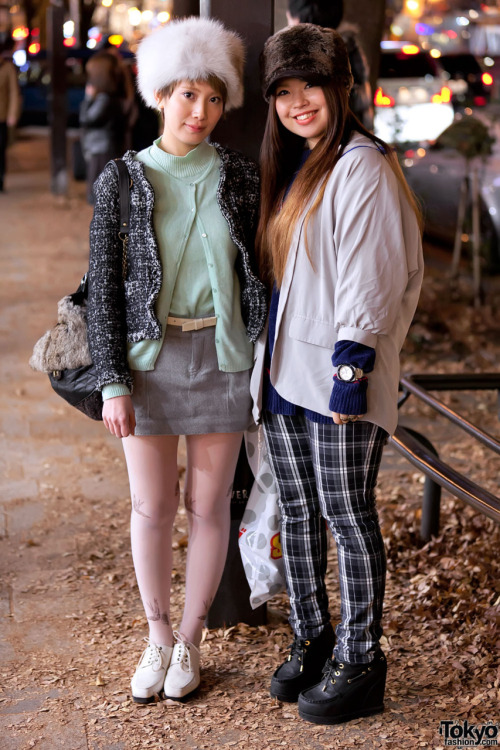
[399,373,500,454]
[392,426,500,525]
[390,372,500,539]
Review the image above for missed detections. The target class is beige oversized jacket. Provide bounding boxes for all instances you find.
[250,132,424,436]
[0,59,21,124]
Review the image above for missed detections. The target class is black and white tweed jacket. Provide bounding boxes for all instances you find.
[87,144,267,391]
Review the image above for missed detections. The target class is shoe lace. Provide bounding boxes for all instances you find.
[320,657,373,691]
[136,637,166,672]
[287,637,312,672]
[320,657,344,691]
[173,630,200,671]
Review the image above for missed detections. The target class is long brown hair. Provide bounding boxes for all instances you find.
[256,81,422,289]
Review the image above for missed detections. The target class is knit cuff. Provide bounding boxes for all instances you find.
[329,376,368,415]
[102,383,131,401]
[331,340,376,372]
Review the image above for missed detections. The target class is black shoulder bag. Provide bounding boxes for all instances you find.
[29,159,131,420]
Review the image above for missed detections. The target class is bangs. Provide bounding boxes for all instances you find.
[157,75,228,105]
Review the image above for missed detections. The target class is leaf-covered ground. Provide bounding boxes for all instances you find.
[1,132,499,749]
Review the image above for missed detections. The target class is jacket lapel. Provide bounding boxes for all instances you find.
[274,209,307,343]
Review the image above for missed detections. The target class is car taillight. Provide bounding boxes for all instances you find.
[374,87,395,107]
[474,95,487,106]
[431,85,452,103]
[482,72,494,86]
[440,86,452,103]
[401,44,420,55]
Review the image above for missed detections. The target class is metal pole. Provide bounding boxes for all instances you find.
[421,478,441,543]
[205,0,274,626]
[69,0,80,47]
[451,176,468,278]
[203,0,274,160]
[206,440,267,628]
[47,4,68,196]
[172,0,199,18]
[398,427,442,542]
[471,165,482,308]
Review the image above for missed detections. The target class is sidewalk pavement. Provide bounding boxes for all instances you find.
[0,129,134,748]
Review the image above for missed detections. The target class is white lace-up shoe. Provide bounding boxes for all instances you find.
[163,632,200,699]
[131,638,173,704]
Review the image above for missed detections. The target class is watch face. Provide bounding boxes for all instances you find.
[338,364,355,382]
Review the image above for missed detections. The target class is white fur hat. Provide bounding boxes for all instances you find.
[136,16,245,111]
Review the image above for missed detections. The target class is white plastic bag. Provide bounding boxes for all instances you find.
[239,423,285,609]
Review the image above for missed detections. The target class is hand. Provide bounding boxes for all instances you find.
[332,412,365,426]
[102,395,136,438]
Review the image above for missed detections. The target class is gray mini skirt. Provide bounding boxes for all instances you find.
[131,324,252,436]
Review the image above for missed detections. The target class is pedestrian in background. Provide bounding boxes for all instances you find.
[287,0,374,129]
[96,36,138,150]
[252,24,423,725]
[87,17,266,704]
[0,39,21,192]
[79,51,127,203]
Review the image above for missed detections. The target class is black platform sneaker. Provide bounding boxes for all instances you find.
[270,622,335,703]
[297,649,387,725]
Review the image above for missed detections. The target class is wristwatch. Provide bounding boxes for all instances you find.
[336,364,364,383]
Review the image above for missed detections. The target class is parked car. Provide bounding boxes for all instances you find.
[439,52,494,109]
[403,122,500,272]
[374,41,455,144]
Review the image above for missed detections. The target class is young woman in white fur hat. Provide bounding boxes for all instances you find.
[86,16,266,704]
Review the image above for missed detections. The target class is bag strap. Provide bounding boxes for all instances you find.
[71,273,89,306]
[112,158,131,239]
[112,158,132,282]
[73,159,132,304]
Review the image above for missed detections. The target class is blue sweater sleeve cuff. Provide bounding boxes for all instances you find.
[329,377,368,415]
[332,340,376,373]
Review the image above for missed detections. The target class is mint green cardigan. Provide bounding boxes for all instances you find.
[103,139,253,401]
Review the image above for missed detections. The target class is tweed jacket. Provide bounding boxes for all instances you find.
[87,144,267,391]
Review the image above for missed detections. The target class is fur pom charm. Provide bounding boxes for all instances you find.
[136,16,245,111]
[29,295,92,374]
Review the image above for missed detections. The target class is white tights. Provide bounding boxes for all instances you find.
[122,432,242,648]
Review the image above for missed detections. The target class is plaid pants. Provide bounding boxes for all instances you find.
[262,412,387,664]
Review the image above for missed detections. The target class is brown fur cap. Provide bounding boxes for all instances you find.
[261,23,353,100]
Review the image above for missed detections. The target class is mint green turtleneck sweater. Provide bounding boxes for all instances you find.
[102,139,253,401]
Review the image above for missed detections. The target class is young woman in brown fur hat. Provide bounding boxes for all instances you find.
[251,23,423,725]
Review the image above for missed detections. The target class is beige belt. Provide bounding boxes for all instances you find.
[167,315,217,332]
